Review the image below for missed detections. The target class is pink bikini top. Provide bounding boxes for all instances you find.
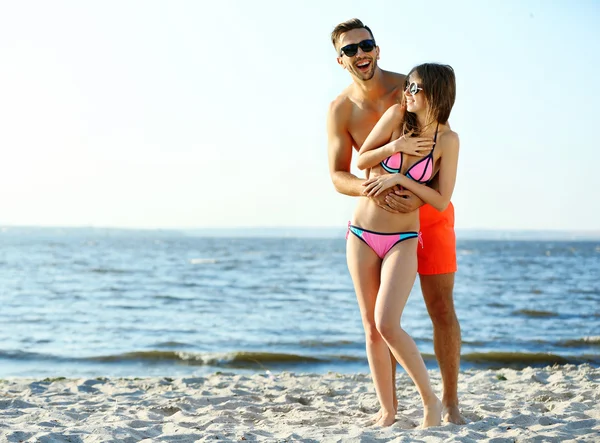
[380,123,439,184]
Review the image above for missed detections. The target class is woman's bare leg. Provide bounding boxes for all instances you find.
[372,350,398,423]
[346,235,395,423]
[374,239,442,428]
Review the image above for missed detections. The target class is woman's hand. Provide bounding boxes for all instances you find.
[393,134,435,157]
[362,175,403,197]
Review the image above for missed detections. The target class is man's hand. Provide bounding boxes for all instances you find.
[371,189,401,213]
[385,189,424,213]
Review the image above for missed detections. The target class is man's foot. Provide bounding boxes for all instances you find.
[420,397,442,429]
[442,404,465,424]
[375,411,396,427]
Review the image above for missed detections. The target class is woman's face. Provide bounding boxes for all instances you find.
[404,75,427,113]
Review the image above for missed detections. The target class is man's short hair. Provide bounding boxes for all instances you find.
[330,18,375,51]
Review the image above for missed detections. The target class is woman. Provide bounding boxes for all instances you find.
[347,62,458,428]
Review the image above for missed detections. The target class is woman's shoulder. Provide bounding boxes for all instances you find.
[435,127,459,159]
[384,103,405,120]
[437,127,459,147]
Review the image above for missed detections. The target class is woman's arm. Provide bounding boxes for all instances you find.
[356,104,436,170]
[356,104,404,170]
[395,132,459,211]
[363,131,460,212]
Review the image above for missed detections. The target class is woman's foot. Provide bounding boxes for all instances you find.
[371,396,398,423]
[421,397,442,429]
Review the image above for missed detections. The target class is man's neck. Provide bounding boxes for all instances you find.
[351,68,389,102]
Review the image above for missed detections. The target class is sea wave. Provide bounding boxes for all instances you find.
[190,258,218,265]
[89,351,327,367]
[513,309,559,318]
[460,351,599,367]
[556,337,600,348]
[2,349,597,370]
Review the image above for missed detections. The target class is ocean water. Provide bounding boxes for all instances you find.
[0,228,598,378]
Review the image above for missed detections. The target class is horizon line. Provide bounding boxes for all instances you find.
[1,224,599,233]
[1,225,600,240]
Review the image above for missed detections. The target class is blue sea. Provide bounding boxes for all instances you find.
[0,227,598,378]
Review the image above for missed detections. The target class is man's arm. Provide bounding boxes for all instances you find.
[326,96,411,214]
[327,98,365,196]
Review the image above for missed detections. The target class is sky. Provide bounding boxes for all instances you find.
[0,0,598,231]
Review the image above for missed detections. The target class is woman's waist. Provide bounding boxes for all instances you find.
[352,198,419,232]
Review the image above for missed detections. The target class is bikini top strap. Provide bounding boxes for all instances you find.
[430,123,440,155]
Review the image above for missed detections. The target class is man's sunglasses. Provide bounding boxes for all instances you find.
[339,39,376,57]
[405,82,423,95]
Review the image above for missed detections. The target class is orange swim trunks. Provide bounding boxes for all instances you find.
[417,202,457,275]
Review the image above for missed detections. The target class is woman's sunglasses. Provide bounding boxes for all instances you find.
[339,39,376,57]
[405,82,423,95]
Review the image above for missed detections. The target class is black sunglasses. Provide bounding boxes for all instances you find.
[405,81,423,95]
[339,39,376,57]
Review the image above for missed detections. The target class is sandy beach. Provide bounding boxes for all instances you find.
[0,364,598,442]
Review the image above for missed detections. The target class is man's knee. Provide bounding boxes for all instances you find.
[428,298,458,327]
[421,273,458,326]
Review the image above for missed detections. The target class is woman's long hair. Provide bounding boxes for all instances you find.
[401,63,456,136]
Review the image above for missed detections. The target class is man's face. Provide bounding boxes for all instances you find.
[336,28,379,81]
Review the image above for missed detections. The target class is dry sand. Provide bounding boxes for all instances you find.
[1,364,598,442]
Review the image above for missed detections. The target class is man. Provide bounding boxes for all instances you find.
[327,18,464,425]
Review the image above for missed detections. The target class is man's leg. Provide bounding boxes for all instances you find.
[419,272,464,424]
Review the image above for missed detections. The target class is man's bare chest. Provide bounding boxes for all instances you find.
[348,108,389,150]
[347,95,402,150]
